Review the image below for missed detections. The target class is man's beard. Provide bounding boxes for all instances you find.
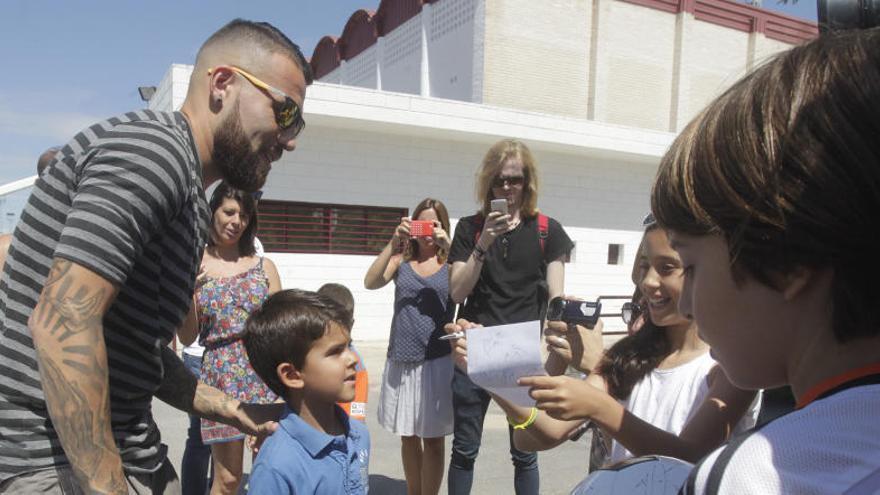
[212,102,272,192]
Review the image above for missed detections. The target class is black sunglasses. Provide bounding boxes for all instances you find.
[492,175,525,188]
[621,301,643,325]
[227,66,306,138]
[251,190,264,201]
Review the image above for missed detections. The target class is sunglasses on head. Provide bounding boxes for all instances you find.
[251,190,264,201]
[621,301,643,325]
[214,66,306,138]
[642,212,657,227]
[492,175,525,188]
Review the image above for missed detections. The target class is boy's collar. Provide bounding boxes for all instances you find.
[279,403,359,457]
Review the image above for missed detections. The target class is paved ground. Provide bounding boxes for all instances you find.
[154,341,593,494]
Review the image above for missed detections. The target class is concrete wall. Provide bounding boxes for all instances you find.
[427,0,478,102]
[595,0,676,131]
[380,14,423,95]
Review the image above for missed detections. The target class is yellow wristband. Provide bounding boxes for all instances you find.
[508,407,538,430]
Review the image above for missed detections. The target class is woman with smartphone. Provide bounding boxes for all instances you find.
[446,139,574,495]
[364,198,455,495]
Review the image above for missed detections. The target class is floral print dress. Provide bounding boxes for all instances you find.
[197,258,276,444]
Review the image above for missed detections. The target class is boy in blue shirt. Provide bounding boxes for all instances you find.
[244,289,370,494]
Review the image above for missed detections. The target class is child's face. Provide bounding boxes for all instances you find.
[638,229,690,328]
[300,321,358,403]
[669,232,790,390]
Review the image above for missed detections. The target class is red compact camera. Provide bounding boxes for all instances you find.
[409,220,434,238]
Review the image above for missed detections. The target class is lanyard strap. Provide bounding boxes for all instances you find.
[796,363,880,409]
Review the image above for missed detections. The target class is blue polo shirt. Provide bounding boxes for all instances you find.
[248,404,371,494]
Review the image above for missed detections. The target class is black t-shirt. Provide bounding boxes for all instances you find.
[448,213,574,326]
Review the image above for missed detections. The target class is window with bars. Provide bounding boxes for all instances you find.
[256,200,407,255]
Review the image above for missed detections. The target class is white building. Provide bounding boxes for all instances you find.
[2,0,816,341]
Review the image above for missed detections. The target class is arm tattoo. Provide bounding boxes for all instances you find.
[155,346,236,423]
[32,259,127,493]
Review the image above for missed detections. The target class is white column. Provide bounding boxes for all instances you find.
[376,37,385,91]
[420,3,433,98]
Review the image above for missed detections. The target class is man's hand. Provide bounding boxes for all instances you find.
[155,347,282,446]
[519,375,603,421]
[478,211,512,249]
[232,402,283,440]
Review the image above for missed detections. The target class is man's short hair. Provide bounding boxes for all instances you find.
[37,147,60,175]
[243,289,349,397]
[198,19,313,85]
[317,283,354,330]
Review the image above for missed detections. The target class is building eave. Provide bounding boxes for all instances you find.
[304,82,675,162]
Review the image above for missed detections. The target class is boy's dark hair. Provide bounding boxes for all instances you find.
[652,28,880,344]
[207,182,258,257]
[317,283,355,330]
[198,19,314,85]
[243,289,349,397]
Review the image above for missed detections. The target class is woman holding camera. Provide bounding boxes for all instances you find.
[364,198,455,495]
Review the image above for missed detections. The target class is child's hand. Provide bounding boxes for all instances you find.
[545,319,605,374]
[518,375,600,421]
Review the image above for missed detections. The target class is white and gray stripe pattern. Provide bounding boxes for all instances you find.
[0,110,208,479]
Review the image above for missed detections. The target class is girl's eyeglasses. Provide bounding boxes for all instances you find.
[621,301,643,325]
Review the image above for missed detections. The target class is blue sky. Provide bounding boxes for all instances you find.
[0,0,817,184]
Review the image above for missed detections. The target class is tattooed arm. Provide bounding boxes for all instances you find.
[155,343,282,437]
[28,259,127,494]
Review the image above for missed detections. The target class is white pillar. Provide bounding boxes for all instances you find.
[376,36,385,91]
[420,3,433,98]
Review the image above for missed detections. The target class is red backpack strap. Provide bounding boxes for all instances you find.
[537,213,549,254]
[472,214,485,246]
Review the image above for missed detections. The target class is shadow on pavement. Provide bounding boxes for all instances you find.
[370,474,407,494]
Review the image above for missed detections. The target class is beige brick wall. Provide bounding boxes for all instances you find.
[753,34,797,67]
[481,0,590,118]
[596,0,677,131]
[676,18,750,130]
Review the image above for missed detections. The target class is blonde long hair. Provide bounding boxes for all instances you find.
[475,139,539,217]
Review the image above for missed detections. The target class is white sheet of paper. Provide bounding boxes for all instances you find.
[466,320,547,407]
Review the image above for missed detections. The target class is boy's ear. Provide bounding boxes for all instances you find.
[775,265,826,301]
[277,362,304,390]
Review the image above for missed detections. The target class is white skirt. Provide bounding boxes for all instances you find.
[377,355,454,438]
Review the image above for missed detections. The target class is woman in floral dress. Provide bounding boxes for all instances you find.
[191,183,281,495]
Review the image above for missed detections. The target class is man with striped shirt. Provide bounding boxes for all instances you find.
[0,19,311,494]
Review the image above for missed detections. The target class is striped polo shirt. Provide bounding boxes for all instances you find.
[0,110,209,480]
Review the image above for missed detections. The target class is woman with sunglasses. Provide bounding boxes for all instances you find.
[446,215,758,470]
[178,183,281,495]
[446,139,574,495]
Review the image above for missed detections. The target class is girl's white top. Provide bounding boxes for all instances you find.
[609,351,759,464]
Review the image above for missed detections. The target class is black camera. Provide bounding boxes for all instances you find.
[547,297,601,328]
[819,0,880,32]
